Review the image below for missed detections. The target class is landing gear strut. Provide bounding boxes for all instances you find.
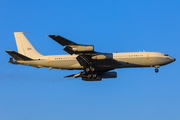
[155,66,159,73]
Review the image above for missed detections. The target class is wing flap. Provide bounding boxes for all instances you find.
[76,55,92,67]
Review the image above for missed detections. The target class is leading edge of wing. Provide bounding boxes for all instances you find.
[46,35,78,46]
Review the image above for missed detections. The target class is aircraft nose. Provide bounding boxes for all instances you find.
[171,57,176,62]
[169,57,176,63]
[173,58,176,61]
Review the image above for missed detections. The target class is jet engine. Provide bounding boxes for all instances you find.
[91,53,113,60]
[98,71,117,78]
[71,45,94,52]
[82,71,117,81]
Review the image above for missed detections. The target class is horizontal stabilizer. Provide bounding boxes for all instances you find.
[6,50,32,61]
[47,35,78,46]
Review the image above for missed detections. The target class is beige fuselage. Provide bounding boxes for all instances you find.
[17,52,175,70]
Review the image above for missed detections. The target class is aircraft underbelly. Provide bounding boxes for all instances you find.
[19,60,82,69]
[45,60,82,69]
[116,57,166,67]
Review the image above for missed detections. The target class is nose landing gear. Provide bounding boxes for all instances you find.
[155,65,159,73]
[155,68,159,73]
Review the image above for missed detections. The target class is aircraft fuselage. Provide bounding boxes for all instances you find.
[17,52,175,70]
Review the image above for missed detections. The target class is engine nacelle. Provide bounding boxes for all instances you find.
[82,77,102,81]
[81,72,117,81]
[71,45,94,52]
[98,72,117,78]
[91,53,113,60]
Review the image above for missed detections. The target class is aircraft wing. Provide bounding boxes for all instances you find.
[76,54,122,67]
[47,35,122,70]
[47,35,96,55]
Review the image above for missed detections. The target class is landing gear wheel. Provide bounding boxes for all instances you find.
[85,68,90,73]
[92,74,97,78]
[85,67,95,73]
[87,74,92,78]
[91,67,95,72]
[155,68,159,73]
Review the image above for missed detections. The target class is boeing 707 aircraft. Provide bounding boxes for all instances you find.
[6,32,176,81]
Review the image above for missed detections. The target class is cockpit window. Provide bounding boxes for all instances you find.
[164,54,169,56]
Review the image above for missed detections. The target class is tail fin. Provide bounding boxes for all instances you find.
[14,32,43,58]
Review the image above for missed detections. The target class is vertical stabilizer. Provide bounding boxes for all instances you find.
[14,32,43,58]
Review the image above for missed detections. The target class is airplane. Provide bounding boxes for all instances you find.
[6,32,176,81]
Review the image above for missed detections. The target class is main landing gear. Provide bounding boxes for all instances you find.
[155,66,159,73]
[85,67,97,78]
[85,67,95,73]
